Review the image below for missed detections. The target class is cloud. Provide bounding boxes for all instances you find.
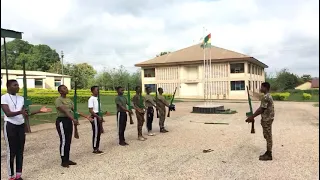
[1,0,319,76]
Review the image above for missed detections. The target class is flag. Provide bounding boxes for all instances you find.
[201,33,211,48]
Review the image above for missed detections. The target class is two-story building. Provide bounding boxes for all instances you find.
[135,43,268,100]
[1,69,71,90]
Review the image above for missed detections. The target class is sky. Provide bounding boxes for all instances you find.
[1,0,319,77]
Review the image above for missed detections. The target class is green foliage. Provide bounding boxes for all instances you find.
[302,93,312,100]
[287,89,319,95]
[271,92,291,101]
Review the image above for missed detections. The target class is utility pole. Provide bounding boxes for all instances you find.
[61,50,64,84]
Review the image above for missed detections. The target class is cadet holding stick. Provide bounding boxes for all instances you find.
[55,85,92,167]
[144,86,159,136]
[132,86,147,141]
[245,82,275,161]
[157,88,170,133]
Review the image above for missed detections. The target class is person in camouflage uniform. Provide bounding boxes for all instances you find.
[144,86,159,136]
[245,82,275,161]
[132,86,147,141]
[157,88,170,133]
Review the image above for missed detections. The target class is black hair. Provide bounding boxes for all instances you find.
[158,87,162,91]
[135,86,141,91]
[261,82,270,91]
[116,86,123,91]
[145,86,151,91]
[57,85,66,92]
[91,86,98,92]
[6,79,18,87]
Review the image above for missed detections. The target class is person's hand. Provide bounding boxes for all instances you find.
[105,111,111,116]
[20,108,28,116]
[128,110,133,115]
[245,116,254,123]
[39,106,52,113]
[72,119,80,125]
[86,115,93,122]
[97,116,103,122]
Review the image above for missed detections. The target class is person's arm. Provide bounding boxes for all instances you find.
[29,106,52,115]
[88,97,99,119]
[159,95,170,107]
[115,97,130,112]
[248,96,268,119]
[132,96,142,112]
[55,98,74,121]
[1,95,25,117]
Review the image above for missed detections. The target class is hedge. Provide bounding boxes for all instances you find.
[302,93,312,100]
[1,89,173,105]
[271,92,290,101]
[287,89,319,95]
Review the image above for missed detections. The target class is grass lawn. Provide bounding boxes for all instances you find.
[287,94,319,102]
[1,95,180,128]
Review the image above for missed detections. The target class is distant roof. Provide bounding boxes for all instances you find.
[1,69,70,78]
[311,78,319,88]
[135,43,268,68]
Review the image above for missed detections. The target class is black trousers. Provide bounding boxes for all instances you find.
[56,117,73,163]
[117,111,127,143]
[146,107,154,131]
[91,113,101,150]
[3,121,25,178]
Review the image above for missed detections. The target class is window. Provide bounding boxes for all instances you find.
[35,79,43,88]
[55,80,61,87]
[230,63,244,73]
[144,84,156,92]
[249,81,251,90]
[144,68,155,77]
[230,81,245,91]
[248,64,251,73]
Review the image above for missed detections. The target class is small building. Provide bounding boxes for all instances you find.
[1,69,71,90]
[135,43,268,100]
[295,78,319,90]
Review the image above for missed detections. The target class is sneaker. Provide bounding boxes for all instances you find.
[138,136,145,141]
[68,160,77,165]
[119,142,126,146]
[148,132,155,136]
[259,151,272,161]
[61,162,69,168]
[124,142,129,145]
[93,149,104,154]
[141,136,147,140]
[163,128,169,132]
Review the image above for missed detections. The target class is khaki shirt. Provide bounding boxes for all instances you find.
[260,93,275,121]
[157,95,169,112]
[132,94,145,109]
[115,95,127,112]
[55,97,73,117]
[145,94,156,107]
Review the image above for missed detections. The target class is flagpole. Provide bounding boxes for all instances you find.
[203,27,206,103]
[209,44,212,103]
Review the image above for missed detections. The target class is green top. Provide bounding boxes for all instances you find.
[115,95,127,112]
[132,94,145,108]
[55,96,73,117]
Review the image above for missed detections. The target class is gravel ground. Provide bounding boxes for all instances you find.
[1,101,319,180]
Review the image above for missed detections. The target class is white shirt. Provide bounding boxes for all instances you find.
[1,93,25,125]
[88,96,100,113]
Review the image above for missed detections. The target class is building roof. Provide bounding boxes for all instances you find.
[1,69,71,78]
[311,78,319,88]
[135,43,268,68]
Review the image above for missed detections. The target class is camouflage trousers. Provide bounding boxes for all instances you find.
[261,119,274,151]
[158,109,166,129]
[135,111,145,137]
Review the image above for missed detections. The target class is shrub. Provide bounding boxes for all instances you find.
[271,92,290,101]
[302,93,312,100]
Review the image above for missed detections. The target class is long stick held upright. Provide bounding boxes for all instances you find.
[127,83,134,124]
[73,82,80,139]
[246,86,255,134]
[155,84,159,118]
[22,60,32,133]
[97,86,104,133]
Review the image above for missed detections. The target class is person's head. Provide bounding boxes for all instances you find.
[146,86,152,94]
[116,86,124,95]
[58,85,69,96]
[6,80,19,94]
[260,82,270,94]
[91,86,99,96]
[135,86,141,94]
[158,87,163,94]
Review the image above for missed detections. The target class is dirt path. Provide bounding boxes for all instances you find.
[1,101,319,180]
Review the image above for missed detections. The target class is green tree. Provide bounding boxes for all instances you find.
[69,63,97,89]
[156,51,170,57]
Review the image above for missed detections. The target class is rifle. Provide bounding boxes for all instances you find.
[73,82,80,139]
[155,84,159,118]
[246,86,255,134]
[127,83,134,124]
[22,60,32,133]
[167,87,177,117]
[97,86,104,133]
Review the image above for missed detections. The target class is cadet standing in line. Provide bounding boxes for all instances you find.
[245,82,275,161]
[1,80,52,180]
[115,86,133,146]
[157,87,171,133]
[144,86,159,136]
[55,85,92,167]
[132,86,147,141]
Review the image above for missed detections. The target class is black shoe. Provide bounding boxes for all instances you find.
[61,162,69,168]
[119,142,126,146]
[259,151,272,161]
[163,128,169,132]
[160,128,167,133]
[93,149,104,154]
[124,142,129,145]
[68,160,77,165]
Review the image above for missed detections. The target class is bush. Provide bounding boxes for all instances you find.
[271,92,290,101]
[287,89,319,95]
[302,93,312,100]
